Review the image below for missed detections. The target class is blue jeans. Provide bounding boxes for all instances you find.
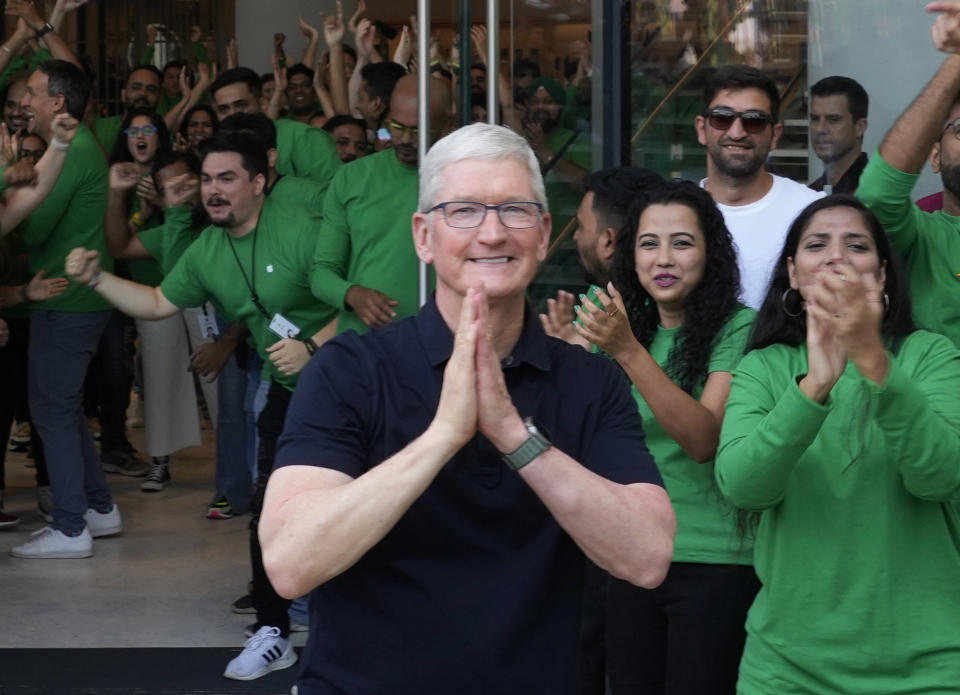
[29,310,113,533]
[244,352,267,483]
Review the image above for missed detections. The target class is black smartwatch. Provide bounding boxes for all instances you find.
[34,22,54,38]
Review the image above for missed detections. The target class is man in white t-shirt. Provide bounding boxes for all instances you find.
[695,65,823,308]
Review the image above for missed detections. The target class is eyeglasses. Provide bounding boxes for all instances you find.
[943,116,960,140]
[428,201,543,229]
[123,125,159,137]
[704,107,775,134]
[386,120,418,138]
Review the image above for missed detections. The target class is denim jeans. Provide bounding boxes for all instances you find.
[213,332,253,513]
[29,310,113,533]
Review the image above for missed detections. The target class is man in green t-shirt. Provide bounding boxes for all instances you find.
[92,64,162,153]
[855,7,960,350]
[9,60,120,561]
[310,73,449,336]
[64,132,336,681]
[209,67,340,193]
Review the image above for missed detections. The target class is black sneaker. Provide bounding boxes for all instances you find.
[207,498,233,519]
[232,593,256,614]
[101,449,150,477]
[141,461,170,492]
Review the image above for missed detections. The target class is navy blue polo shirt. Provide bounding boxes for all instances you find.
[276,296,661,695]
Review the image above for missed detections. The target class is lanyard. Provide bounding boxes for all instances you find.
[225,226,271,320]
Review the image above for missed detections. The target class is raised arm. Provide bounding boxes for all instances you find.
[6,1,80,68]
[64,246,181,320]
[104,162,153,260]
[1,114,79,233]
[324,2,350,115]
[299,15,321,69]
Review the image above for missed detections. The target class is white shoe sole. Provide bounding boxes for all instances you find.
[223,649,297,681]
[88,524,122,538]
[10,546,92,559]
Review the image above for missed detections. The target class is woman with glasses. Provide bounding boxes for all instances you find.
[715,195,960,693]
[105,107,209,493]
[574,179,758,695]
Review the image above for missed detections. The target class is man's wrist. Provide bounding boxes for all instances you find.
[492,414,530,454]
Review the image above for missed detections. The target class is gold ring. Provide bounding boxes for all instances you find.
[607,307,619,318]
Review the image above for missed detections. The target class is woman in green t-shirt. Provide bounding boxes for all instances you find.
[574,179,757,695]
[715,195,960,693]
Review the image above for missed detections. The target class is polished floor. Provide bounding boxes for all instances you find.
[0,421,307,692]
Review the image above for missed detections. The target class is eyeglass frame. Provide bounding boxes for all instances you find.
[427,200,544,229]
[703,107,776,134]
[123,124,159,137]
[385,120,419,138]
[942,116,960,140]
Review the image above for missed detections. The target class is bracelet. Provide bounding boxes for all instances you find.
[130,211,145,228]
[88,271,103,288]
[302,337,318,355]
[1,45,11,54]
[50,137,70,151]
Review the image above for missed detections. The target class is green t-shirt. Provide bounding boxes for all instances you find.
[126,195,164,287]
[17,124,113,312]
[544,126,591,236]
[856,151,960,349]
[268,174,325,216]
[716,331,960,694]
[275,118,341,195]
[138,204,200,275]
[160,196,335,390]
[93,115,123,155]
[636,306,754,565]
[311,148,424,335]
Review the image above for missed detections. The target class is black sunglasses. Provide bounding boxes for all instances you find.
[705,107,775,134]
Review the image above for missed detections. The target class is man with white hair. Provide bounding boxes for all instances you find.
[260,122,676,694]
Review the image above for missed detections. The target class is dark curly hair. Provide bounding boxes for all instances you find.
[748,194,915,351]
[611,179,742,393]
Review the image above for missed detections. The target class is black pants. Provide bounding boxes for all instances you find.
[0,316,47,488]
[250,380,293,637]
[606,562,760,695]
[84,310,134,453]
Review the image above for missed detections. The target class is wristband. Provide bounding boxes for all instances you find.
[1,45,11,54]
[130,211,145,228]
[34,22,54,38]
[50,137,70,151]
[88,271,103,288]
[302,337,318,355]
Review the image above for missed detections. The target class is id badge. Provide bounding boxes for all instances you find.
[197,310,220,340]
[268,313,301,339]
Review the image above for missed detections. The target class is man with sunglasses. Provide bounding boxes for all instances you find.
[695,65,822,309]
[310,73,450,336]
[260,122,674,695]
[855,2,960,351]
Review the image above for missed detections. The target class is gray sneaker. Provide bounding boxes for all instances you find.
[101,449,150,477]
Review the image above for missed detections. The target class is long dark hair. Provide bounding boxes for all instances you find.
[108,106,171,165]
[748,195,915,351]
[611,179,742,393]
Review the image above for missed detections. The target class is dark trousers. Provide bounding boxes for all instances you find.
[606,562,760,695]
[250,380,293,636]
[84,309,135,453]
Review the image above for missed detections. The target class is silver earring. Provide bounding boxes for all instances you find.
[781,288,803,318]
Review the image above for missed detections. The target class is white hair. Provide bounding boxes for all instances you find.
[418,123,548,213]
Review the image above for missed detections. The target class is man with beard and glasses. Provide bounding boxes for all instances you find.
[93,64,162,153]
[808,76,869,195]
[310,73,450,336]
[540,166,663,348]
[856,2,960,350]
[695,65,822,309]
[64,132,338,680]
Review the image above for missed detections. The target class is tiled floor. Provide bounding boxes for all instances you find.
[0,425,308,653]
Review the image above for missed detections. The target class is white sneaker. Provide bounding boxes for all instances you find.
[223,626,297,681]
[10,526,93,558]
[84,505,122,538]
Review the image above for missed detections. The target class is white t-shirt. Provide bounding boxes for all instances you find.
[700,174,825,309]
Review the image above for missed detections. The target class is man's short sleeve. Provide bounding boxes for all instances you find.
[159,241,209,310]
[275,334,373,478]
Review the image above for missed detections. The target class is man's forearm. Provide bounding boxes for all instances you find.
[91,271,179,320]
[880,55,960,173]
[519,450,675,589]
[260,424,463,599]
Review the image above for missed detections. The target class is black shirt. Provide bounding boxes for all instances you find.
[809,151,869,194]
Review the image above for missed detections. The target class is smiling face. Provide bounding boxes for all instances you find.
[285,73,314,115]
[21,70,62,139]
[573,192,610,286]
[186,109,215,147]
[525,86,561,132]
[787,206,885,297]
[4,77,29,133]
[412,157,550,307]
[19,133,45,164]
[696,87,781,179]
[127,114,160,165]
[200,151,265,229]
[633,203,706,322]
